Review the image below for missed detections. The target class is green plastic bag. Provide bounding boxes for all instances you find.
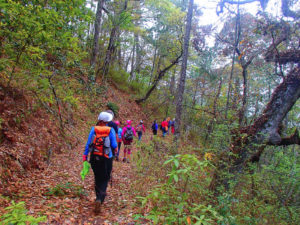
[80,161,91,181]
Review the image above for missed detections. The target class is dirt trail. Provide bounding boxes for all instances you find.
[0,85,154,224]
[5,132,152,224]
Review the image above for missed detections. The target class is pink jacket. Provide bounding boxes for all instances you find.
[121,125,137,139]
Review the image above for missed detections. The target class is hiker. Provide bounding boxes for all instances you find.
[83,111,117,213]
[151,120,158,135]
[106,110,118,134]
[136,120,145,141]
[167,117,171,135]
[171,118,175,134]
[161,119,168,137]
[121,120,136,163]
[115,121,123,161]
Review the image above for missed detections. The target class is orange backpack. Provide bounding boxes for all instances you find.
[91,126,111,158]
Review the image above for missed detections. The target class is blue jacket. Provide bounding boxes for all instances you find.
[152,123,158,131]
[118,127,122,139]
[84,126,117,158]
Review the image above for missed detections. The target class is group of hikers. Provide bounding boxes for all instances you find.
[151,117,175,137]
[82,110,175,213]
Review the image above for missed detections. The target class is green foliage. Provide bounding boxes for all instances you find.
[109,67,146,95]
[134,152,218,224]
[0,0,92,126]
[45,182,86,198]
[0,117,3,129]
[107,102,119,116]
[0,201,47,225]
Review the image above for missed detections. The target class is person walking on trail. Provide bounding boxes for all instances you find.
[171,118,175,134]
[115,121,123,161]
[167,117,171,135]
[106,110,118,134]
[151,120,158,136]
[83,111,117,213]
[121,120,136,163]
[161,119,168,137]
[136,120,145,141]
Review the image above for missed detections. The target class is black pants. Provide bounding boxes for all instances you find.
[90,155,113,203]
[152,130,157,135]
[138,131,143,140]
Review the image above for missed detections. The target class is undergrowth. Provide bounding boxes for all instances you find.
[132,134,299,224]
[0,201,46,225]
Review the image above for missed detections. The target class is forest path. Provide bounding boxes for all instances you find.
[9,132,152,224]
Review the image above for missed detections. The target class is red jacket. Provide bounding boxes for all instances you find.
[161,121,168,128]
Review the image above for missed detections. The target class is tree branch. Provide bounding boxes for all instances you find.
[268,129,300,146]
[135,51,183,104]
[265,50,300,64]
[217,0,259,15]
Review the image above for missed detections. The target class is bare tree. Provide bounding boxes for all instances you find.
[90,0,105,67]
[175,0,194,138]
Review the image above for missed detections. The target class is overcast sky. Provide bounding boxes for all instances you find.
[193,0,290,46]
[195,0,284,27]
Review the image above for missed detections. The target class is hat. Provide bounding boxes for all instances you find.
[140,120,143,124]
[105,110,114,118]
[126,120,132,125]
[115,120,120,125]
[98,112,113,122]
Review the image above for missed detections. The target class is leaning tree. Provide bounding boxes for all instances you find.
[210,0,300,190]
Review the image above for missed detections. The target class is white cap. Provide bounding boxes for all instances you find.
[98,112,113,122]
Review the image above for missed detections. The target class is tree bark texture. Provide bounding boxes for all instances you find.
[101,0,128,79]
[90,0,105,67]
[235,66,300,167]
[174,0,194,138]
[101,27,118,79]
[134,1,142,77]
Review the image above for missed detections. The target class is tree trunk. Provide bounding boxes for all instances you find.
[130,40,136,80]
[170,68,176,96]
[134,2,142,77]
[192,80,200,108]
[149,44,158,86]
[90,0,105,67]
[238,66,248,125]
[174,0,194,138]
[235,66,300,167]
[101,26,118,79]
[210,66,300,190]
[225,6,240,118]
[125,46,133,72]
[101,0,128,80]
[205,77,223,143]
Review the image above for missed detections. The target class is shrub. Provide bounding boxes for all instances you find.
[0,201,47,225]
[107,102,119,116]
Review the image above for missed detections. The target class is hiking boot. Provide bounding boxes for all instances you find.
[115,156,119,161]
[127,158,130,163]
[94,199,101,214]
[123,157,126,162]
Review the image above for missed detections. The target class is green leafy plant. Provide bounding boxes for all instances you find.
[107,102,119,116]
[0,201,47,225]
[135,154,217,224]
[45,182,86,197]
